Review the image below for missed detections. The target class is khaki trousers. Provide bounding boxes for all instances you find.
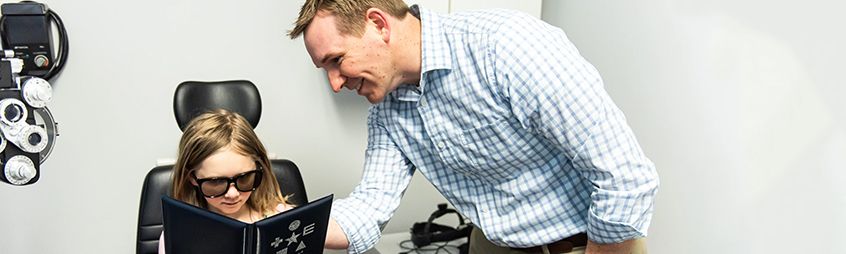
[469,227,585,254]
[469,227,648,254]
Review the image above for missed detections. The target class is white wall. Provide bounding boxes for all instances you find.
[543,0,846,253]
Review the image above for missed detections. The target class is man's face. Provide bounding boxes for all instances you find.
[304,11,399,104]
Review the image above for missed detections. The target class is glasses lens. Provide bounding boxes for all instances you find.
[234,171,259,192]
[200,179,229,197]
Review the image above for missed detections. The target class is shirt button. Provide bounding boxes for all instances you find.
[437,142,445,149]
[419,99,427,107]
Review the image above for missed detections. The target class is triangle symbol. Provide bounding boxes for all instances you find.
[297,241,306,251]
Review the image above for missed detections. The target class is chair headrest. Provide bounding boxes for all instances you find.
[173,80,262,131]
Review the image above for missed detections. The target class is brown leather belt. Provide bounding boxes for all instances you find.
[512,232,588,253]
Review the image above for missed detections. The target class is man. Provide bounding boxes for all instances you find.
[288,1,659,253]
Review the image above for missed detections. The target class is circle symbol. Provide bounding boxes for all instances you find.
[289,220,301,231]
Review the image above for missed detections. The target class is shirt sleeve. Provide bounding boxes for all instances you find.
[330,106,416,253]
[489,11,660,244]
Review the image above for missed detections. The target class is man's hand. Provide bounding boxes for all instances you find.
[324,218,350,249]
[584,238,646,254]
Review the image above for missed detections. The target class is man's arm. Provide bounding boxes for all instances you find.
[324,217,350,249]
[326,106,416,253]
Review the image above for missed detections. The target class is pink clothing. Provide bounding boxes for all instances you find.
[158,204,290,253]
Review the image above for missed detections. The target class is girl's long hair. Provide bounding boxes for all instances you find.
[171,109,287,216]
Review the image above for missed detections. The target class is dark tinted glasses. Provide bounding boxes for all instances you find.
[193,168,263,198]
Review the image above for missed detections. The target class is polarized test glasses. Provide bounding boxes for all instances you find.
[193,166,263,198]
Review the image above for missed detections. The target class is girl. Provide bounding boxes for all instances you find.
[159,109,292,253]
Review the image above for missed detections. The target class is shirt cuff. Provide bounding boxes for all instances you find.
[331,199,382,254]
[586,207,649,244]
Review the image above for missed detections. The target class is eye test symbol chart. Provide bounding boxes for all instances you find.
[271,219,316,254]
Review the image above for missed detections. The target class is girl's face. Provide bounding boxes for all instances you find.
[191,146,258,219]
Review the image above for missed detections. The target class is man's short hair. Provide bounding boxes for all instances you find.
[288,0,410,39]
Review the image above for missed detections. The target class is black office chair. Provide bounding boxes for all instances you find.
[136,80,308,254]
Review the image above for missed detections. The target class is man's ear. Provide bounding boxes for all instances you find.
[366,8,391,42]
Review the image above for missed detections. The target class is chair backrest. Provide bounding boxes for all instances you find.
[136,80,307,254]
[173,80,261,131]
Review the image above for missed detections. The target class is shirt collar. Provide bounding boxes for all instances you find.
[417,5,454,73]
[387,5,452,103]
[391,84,422,101]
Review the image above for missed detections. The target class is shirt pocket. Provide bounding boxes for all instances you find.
[445,118,552,181]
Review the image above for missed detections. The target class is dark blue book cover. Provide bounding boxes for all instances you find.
[162,194,333,254]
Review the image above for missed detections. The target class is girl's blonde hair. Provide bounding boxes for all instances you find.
[171,109,287,216]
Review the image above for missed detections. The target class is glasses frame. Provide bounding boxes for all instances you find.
[192,165,263,198]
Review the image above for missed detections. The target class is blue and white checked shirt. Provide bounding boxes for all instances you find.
[331,6,659,253]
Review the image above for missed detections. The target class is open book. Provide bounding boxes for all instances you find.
[162,194,333,254]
